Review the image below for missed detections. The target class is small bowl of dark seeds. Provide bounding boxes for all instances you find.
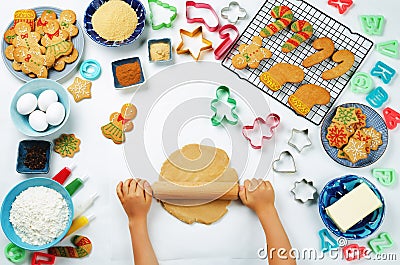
[16,140,51,174]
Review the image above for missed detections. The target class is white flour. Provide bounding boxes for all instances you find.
[9,186,70,246]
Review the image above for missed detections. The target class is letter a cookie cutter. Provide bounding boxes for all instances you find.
[186,1,220,32]
[176,26,213,61]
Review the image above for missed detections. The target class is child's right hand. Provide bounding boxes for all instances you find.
[239,178,275,215]
[116,178,153,222]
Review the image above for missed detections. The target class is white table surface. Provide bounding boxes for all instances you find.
[0,0,399,264]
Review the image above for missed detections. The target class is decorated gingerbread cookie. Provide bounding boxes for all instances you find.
[35,10,57,35]
[231,36,272,69]
[101,103,137,144]
[59,10,79,37]
[54,48,79,71]
[259,63,304,91]
[352,129,372,153]
[326,123,350,148]
[4,26,17,45]
[12,22,42,51]
[41,20,73,59]
[332,107,359,126]
[288,84,330,116]
[67,77,92,102]
[13,46,55,78]
[54,133,81,158]
[14,10,36,30]
[362,127,382,151]
[343,138,368,163]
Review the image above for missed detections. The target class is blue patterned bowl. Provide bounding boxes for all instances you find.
[84,0,146,47]
[321,103,388,168]
[319,175,385,239]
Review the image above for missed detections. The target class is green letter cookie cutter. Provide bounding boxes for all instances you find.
[376,40,399,58]
[368,232,394,254]
[372,168,396,186]
[350,72,374,94]
[148,0,177,30]
[4,243,26,263]
[360,15,385,35]
[210,86,239,126]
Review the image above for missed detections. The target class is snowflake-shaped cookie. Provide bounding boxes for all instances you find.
[353,108,367,130]
[67,77,92,102]
[54,133,81,157]
[343,138,368,163]
[326,123,349,148]
[332,107,359,126]
[352,129,372,153]
[362,127,383,151]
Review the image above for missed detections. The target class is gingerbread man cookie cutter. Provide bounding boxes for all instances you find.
[242,113,280,149]
[210,86,238,126]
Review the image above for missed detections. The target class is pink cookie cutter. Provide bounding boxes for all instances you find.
[242,113,280,149]
[186,1,220,32]
[214,24,239,60]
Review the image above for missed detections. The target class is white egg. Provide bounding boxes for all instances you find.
[38,90,58,111]
[46,102,66,126]
[16,93,37,115]
[29,110,48,132]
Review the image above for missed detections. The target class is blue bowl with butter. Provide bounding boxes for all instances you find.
[319,175,385,239]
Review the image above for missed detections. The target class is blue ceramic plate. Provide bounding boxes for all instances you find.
[10,79,70,137]
[1,7,84,82]
[84,0,146,47]
[1,178,74,251]
[16,140,51,174]
[321,103,388,168]
[112,57,145,89]
[319,175,385,239]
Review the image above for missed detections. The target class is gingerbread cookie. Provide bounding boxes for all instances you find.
[59,10,79,37]
[288,84,330,116]
[332,107,359,126]
[67,77,92,102]
[13,46,55,78]
[282,20,313,53]
[54,133,81,158]
[54,48,79,71]
[326,123,350,148]
[352,129,372,153]
[4,26,17,45]
[5,45,15,60]
[12,22,42,51]
[343,138,368,163]
[14,10,36,30]
[322,50,355,80]
[101,103,137,144]
[337,149,349,159]
[259,63,304,91]
[362,127,382,151]
[231,36,272,69]
[302,37,335,68]
[35,10,57,35]
[260,6,293,38]
[353,108,367,130]
[41,20,73,59]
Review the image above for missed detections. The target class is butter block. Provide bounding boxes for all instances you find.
[325,182,382,232]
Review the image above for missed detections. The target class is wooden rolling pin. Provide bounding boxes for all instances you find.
[152,181,239,201]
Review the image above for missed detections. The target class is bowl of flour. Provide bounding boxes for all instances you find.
[1,177,73,250]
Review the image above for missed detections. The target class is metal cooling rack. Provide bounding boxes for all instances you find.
[222,0,373,125]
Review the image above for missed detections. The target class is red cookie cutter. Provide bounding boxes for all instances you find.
[242,113,280,149]
[186,1,220,32]
[328,0,353,15]
[342,244,367,261]
[214,24,239,60]
[32,252,56,265]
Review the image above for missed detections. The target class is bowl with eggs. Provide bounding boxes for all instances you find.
[10,79,70,137]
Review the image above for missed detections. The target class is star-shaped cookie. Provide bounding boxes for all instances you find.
[67,77,92,102]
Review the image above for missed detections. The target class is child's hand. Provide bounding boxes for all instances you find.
[239,178,275,215]
[116,178,153,222]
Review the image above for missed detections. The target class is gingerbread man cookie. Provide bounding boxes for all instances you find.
[59,10,79,37]
[12,22,42,51]
[35,10,57,35]
[4,26,17,45]
[13,46,55,78]
[231,36,272,69]
[101,103,137,144]
[54,48,79,71]
[41,20,73,59]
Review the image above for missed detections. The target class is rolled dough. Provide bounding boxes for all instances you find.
[159,144,238,225]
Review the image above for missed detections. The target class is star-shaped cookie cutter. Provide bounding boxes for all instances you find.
[210,85,238,126]
[221,1,247,24]
[288,128,312,153]
[291,179,317,203]
[242,113,280,149]
[176,26,213,61]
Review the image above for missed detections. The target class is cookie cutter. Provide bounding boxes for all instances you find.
[376,40,399,58]
[350,72,374,94]
[372,168,396,186]
[186,1,220,32]
[368,232,393,254]
[360,15,385,35]
[148,0,177,30]
[31,252,56,265]
[214,24,239,60]
[80,59,101,81]
[383,107,400,130]
[242,113,280,149]
[176,26,213,61]
[5,243,26,263]
[342,244,367,261]
[370,61,396,84]
[290,179,317,203]
[288,128,312,153]
[318,229,339,253]
[221,2,247,24]
[210,85,238,126]
[272,151,296,173]
[366,86,388,108]
[328,0,353,15]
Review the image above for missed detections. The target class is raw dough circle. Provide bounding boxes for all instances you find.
[160,144,238,225]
